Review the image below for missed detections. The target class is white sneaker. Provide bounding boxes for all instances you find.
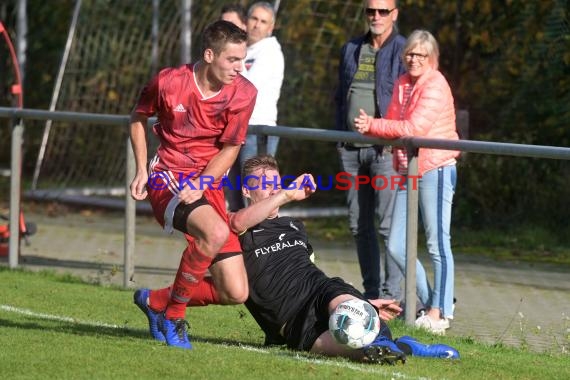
[443,300,455,328]
[415,314,448,335]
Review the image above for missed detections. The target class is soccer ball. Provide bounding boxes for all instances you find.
[328,299,380,349]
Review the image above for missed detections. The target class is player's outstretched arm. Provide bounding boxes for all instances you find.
[282,173,317,201]
[229,173,316,233]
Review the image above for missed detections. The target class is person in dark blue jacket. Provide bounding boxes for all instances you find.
[335,0,407,302]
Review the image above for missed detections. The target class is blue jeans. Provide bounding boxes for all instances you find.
[338,145,403,300]
[387,164,456,318]
[226,133,280,211]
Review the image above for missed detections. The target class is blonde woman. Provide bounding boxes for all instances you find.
[355,29,459,334]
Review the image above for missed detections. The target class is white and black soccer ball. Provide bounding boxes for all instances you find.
[328,299,381,349]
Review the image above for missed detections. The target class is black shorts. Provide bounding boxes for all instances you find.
[172,196,209,233]
[282,277,391,351]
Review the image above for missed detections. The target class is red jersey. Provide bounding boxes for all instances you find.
[135,63,257,174]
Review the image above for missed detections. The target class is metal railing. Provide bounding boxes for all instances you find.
[2,107,570,325]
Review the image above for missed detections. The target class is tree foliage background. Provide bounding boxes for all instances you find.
[0,0,568,233]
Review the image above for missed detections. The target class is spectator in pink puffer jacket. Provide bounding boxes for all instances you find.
[355,29,460,335]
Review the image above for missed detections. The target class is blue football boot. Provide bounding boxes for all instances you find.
[363,334,406,365]
[158,313,193,349]
[133,288,165,342]
[396,336,460,359]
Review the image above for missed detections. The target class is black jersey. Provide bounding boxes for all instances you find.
[239,216,329,341]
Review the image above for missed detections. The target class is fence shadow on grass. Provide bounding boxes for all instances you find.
[0,316,149,340]
[0,314,267,349]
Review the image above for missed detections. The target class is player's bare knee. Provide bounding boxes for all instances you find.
[215,275,248,304]
[221,286,248,304]
[204,223,229,252]
[231,286,249,304]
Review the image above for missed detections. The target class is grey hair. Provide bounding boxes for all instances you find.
[248,1,276,24]
[403,29,440,69]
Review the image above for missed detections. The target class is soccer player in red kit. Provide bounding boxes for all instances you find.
[129,20,257,349]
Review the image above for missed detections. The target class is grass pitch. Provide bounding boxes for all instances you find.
[0,267,568,380]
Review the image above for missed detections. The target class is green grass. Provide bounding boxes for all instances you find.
[1,268,568,380]
[304,217,570,266]
[452,225,570,265]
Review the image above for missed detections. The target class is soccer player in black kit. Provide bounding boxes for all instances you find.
[233,156,404,363]
[134,155,460,363]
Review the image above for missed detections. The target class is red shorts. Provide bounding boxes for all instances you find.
[147,171,241,255]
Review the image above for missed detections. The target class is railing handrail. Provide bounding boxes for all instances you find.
[2,107,569,325]
[247,125,570,160]
[2,107,569,160]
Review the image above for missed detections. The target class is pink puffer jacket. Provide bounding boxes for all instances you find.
[367,68,459,176]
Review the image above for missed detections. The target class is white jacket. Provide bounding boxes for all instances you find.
[242,36,284,126]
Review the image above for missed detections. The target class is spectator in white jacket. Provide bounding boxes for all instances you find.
[227,1,285,211]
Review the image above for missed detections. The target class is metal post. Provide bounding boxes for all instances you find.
[124,137,136,288]
[273,0,282,14]
[151,0,159,74]
[9,120,24,268]
[180,0,192,64]
[257,128,268,155]
[16,0,27,85]
[404,147,420,325]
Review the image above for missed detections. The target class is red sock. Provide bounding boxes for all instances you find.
[166,243,213,320]
[148,286,171,311]
[186,277,220,306]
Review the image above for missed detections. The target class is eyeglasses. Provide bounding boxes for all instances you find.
[405,53,429,62]
[365,8,395,17]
